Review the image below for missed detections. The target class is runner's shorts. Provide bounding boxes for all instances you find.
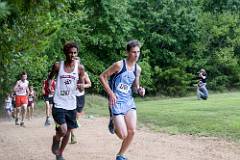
[52,106,78,129]
[76,95,85,113]
[15,96,28,107]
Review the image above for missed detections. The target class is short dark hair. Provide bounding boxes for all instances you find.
[126,40,141,52]
[21,71,27,76]
[63,42,79,54]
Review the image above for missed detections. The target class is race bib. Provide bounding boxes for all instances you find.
[60,90,70,96]
[117,83,130,94]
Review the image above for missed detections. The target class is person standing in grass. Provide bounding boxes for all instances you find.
[197,68,208,100]
[48,41,85,160]
[99,40,145,160]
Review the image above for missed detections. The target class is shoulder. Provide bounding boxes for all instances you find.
[112,60,122,70]
[136,63,142,74]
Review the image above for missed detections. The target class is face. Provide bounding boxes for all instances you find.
[128,46,140,62]
[65,47,78,61]
[21,74,27,81]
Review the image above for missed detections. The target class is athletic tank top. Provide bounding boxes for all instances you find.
[28,91,34,101]
[109,59,137,103]
[43,79,56,96]
[15,80,29,96]
[54,61,79,110]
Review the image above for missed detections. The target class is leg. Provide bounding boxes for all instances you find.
[31,102,35,119]
[27,106,31,120]
[20,104,27,126]
[15,107,21,125]
[45,101,51,126]
[52,123,68,155]
[117,110,137,155]
[59,128,71,155]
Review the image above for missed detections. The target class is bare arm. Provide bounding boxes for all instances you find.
[42,80,46,95]
[13,81,19,92]
[83,72,91,88]
[48,62,60,94]
[99,61,121,106]
[132,64,145,97]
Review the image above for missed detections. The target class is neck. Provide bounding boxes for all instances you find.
[126,58,135,66]
[65,60,75,66]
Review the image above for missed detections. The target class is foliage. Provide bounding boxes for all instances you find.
[1,0,240,102]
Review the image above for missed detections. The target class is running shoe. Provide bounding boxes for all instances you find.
[20,121,25,127]
[116,155,128,160]
[44,118,51,126]
[56,155,65,160]
[70,134,77,144]
[15,118,19,125]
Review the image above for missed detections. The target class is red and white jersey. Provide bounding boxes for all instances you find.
[15,80,29,96]
[54,61,79,110]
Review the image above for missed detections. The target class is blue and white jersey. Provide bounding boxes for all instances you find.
[109,59,137,115]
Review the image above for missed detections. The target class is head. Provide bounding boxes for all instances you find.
[200,68,206,76]
[126,40,141,62]
[21,71,27,81]
[63,42,79,62]
[30,85,33,91]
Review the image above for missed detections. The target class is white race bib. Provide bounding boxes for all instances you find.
[117,83,130,94]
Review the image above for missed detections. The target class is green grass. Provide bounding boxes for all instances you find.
[137,92,240,141]
[33,92,240,141]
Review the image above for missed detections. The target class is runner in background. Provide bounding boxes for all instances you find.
[27,85,36,120]
[42,74,56,126]
[13,71,29,127]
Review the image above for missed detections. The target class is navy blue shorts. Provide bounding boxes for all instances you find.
[52,106,78,129]
[43,95,54,104]
[76,95,85,113]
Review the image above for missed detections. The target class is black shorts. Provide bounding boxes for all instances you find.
[43,95,54,105]
[12,100,16,108]
[76,95,85,113]
[52,106,78,129]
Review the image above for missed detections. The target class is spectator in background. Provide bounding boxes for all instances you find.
[197,68,208,100]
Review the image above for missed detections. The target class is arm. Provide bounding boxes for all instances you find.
[77,72,92,91]
[83,72,92,89]
[13,81,19,92]
[48,62,60,94]
[99,61,121,106]
[42,80,46,95]
[132,64,145,97]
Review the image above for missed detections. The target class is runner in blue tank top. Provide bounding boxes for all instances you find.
[99,40,145,160]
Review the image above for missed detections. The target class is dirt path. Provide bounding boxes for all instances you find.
[1,116,240,160]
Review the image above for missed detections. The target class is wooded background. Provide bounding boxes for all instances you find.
[1,0,240,102]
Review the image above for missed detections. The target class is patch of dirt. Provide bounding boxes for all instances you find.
[1,116,240,160]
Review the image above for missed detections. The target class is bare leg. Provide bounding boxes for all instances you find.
[20,104,27,126]
[30,103,35,119]
[113,110,137,155]
[59,129,71,155]
[15,107,21,125]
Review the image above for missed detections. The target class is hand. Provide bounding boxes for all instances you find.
[108,92,117,107]
[77,83,84,92]
[138,87,145,97]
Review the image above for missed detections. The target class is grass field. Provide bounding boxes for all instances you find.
[83,92,240,142]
